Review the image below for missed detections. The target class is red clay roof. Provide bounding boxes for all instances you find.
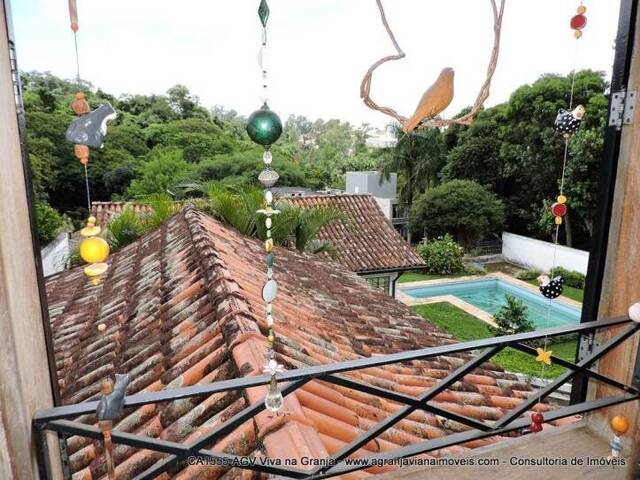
[47,206,545,479]
[285,194,423,273]
[91,195,424,275]
[91,201,156,227]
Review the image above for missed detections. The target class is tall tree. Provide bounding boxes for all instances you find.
[380,126,446,243]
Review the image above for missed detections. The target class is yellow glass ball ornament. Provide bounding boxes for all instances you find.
[557,195,567,204]
[80,236,110,264]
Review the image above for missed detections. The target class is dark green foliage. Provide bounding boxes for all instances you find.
[415,235,465,275]
[35,202,64,244]
[126,148,195,198]
[517,269,543,281]
[104,195,179,251]
[207,185,343,253]
[493,294,534,336]
[412,180,505,247]
[442,70,607,248]
[105,208,145,250]
[22,72,377,220]
[550,267,586,289]
[196,151,307,188]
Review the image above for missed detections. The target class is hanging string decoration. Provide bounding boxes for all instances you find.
[531,1,588,434]
[246,0,285,413]
[79,216,110,284]
[537,274,564,300]
[96,374,130,480]
[360,0,505,132]
[66,3,121,477]
[608,416,629,458]
[554,105,585,137]
[66,0,116,286]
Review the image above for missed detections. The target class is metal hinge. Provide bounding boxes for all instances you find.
[577,331,598,362]
[608,89,636,130]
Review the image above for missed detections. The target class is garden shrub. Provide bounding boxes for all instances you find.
[35,201,64,245]
[411,180,505,248]
[416,235,465,275]
[516,269,543,281]
[516,267,585,289]
[464,263,487,276]
[550,267,585,289]
[493,294,534,336]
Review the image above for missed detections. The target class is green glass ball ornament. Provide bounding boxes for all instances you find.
[246,104,282,147]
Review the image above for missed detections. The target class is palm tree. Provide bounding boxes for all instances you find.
[379,125,446,244]
[206,184,343,254]
[104,194,179,250]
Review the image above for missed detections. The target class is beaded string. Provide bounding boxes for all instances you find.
[68,2,116,477]
[531,1,587,433]
[68,0,92,212]
[246,0,285,413]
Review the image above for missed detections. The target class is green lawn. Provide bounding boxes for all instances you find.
[413,302,577,379]
[398,271,470,283]
[526,280,584,303]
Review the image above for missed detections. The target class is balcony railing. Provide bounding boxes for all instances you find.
[33,316,640,480]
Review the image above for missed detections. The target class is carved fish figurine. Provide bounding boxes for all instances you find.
[96,373,130,421]
[66,103,117,148]
[403,67,455,133]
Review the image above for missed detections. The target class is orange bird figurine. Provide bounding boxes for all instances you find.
[403,67,455,133]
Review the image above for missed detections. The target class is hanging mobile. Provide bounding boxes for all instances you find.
[96,373,130,480]
[608,416,629,459]
[532,1,588,434]
[246,0,285,413]
[66,0,116,286]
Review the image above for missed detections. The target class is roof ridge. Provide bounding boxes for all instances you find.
[180,206,329,465]
[181,205,259,344]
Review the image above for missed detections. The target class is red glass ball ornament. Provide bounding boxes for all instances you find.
[531,422,543,433]
[570,14,587,30]
[531,412,544,424]
[551,202,567,217]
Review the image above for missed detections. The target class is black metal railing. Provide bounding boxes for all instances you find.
[33,316,640,480]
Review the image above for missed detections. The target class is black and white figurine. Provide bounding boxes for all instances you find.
[554,105,585,137]
[538,274,564,300]
[66,103,117,148]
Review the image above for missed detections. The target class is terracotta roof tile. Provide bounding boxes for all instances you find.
[91,195,423,275]
[284,194,423,273]
[47,206,544,479]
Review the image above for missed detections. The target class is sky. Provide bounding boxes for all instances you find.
[10,0,621,128]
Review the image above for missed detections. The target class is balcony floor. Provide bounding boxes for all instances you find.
[373,422,631,480]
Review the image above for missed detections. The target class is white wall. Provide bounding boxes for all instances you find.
[41,232,69,277]
[373,197,393,221]
[502,232,589,274]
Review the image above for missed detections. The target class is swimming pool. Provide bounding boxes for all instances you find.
[401,278,581,328]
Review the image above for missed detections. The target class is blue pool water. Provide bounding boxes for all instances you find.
[402,278,581,328]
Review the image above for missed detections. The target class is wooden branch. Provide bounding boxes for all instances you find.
[361,0,506,130]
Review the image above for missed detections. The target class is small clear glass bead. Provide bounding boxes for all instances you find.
[267,314,274,326]
[266,217,272,228]
[263,150,273,165]
[265,190,273,204]
[264,377,283,412]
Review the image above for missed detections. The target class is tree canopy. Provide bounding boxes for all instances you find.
[23,69,607,251]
